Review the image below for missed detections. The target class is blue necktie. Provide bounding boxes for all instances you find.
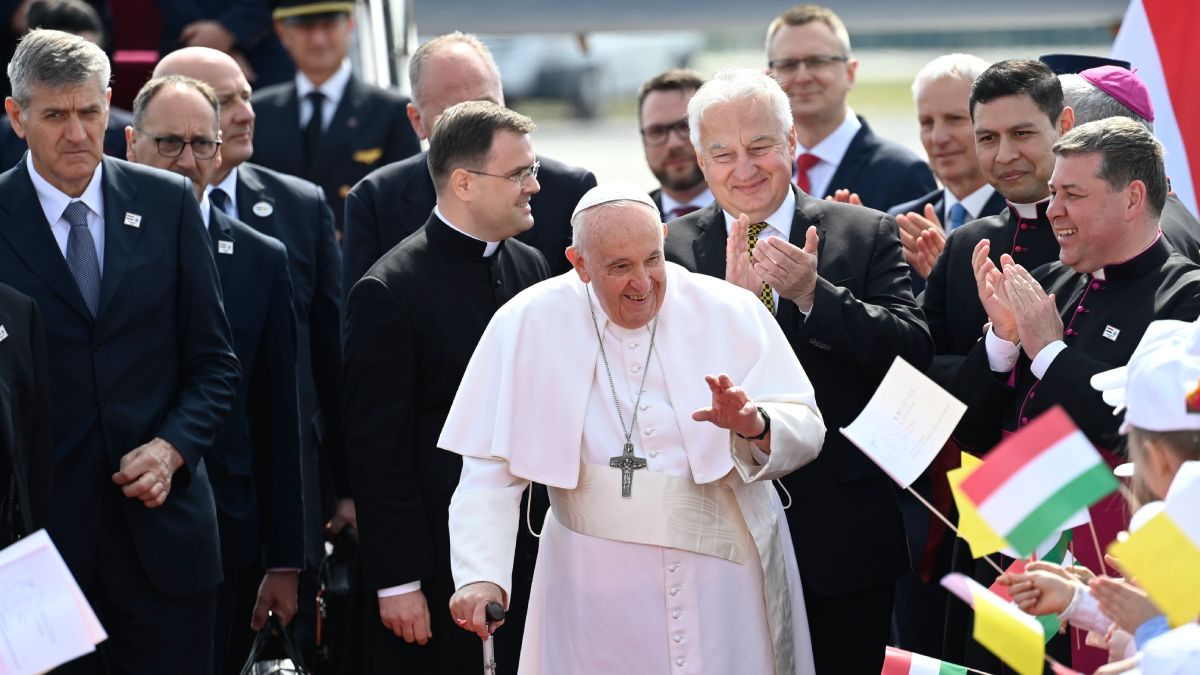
[64,200,101,317]
[947,202,968,232]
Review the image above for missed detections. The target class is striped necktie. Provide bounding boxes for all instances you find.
[746,222,775,314]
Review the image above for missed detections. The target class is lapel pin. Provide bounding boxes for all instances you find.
[1103,325,1120,341]
[218,240,234,255]
[252,201,273,217]
[347,116,358,128]
[123,212,142,228]
[0,325,7,342]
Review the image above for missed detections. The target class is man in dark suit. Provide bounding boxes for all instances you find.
[0,282,52,545]
[249,0,420,234]
[154,46,345,662]
[765,4,935,210]
[638,69,713,220]
[0,30,239,673]
[344,100,549,675]
[342,31,595,290]
[888,54,1005,295]
[126,73,305,674]
[664,67,932,675]
[155,0,293,88]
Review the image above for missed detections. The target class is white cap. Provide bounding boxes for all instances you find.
[571,182,660,221]
[1121,320,1200,434]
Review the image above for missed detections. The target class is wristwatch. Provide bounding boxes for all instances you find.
[737,406,771,441]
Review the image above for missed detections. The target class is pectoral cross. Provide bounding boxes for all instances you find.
[609,442,647,498]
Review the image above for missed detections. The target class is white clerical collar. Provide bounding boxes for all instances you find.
[206,166,240,216]
[434,205,500,257]
[721,187,796,241]
[1008,197,1049,220]
[296,59,352,112]
[944,183,996,220]
[660,188,715,217]
[796,108,861,167]
[27,152,104,225]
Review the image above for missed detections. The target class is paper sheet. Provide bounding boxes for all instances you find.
[840,356,967,488]
[0,531,106,674]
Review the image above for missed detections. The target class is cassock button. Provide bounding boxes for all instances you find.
[1066,328,1077,336]
[671,610,682,619]
[643,427,654,436]
[1020,222,1029,230]
[1091,281,1103,291]
[668,562,679,572]
[1014,245,1025,253]
[674,634,687,643]
[1075,305,1086,313]
[632,364,642,374]
[640,403,649,411]
[676,658,686,667]
[629,342,639,349]
[1020,416,1030,425]
[669,586,680,596]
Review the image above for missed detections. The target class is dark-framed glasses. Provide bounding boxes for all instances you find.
[768,54,850,77]
[142,132,222,160]
[641,118,690,146]
[464,160,541,188]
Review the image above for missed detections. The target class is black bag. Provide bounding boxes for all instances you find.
[315,526,362,674]
[238,614,310,675]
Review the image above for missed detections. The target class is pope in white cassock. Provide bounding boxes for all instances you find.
[442,182,825,675]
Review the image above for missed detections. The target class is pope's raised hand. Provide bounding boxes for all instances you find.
[692,374,767,442]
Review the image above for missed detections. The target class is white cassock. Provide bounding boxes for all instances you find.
[440,263,825,675]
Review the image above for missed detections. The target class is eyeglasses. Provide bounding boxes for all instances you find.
[768,54,850,77]
[641,118,690,147]
[140,132,222,160]
[464,160,541,188]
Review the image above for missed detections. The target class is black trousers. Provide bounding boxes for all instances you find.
[54,511,217,675]
[802,578,895,675]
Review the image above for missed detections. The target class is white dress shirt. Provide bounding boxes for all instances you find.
[296,59,352,132]
[28,153,106,274]
[944,183,997,222]
[660,189,715,218]
[795,109,861,200]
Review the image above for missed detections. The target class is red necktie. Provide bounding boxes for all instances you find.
[668,204,699,220]
[794,153,820,194]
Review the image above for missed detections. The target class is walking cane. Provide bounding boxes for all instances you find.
[482,601,505,675]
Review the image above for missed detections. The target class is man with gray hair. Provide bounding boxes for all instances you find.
[889,53,1006,287]
[445,181,825,674]
[126,73,305,674]
[342,31,595,292]
[343,100,549,673]
[1059,65,1200,263]
[664,66,931,673]
[0,29,239,673]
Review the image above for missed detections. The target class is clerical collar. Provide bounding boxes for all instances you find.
[660,188,714,216]
[1006,197,1050,221]
[433,205,500,257]
[1096,232,1169,283]
[296,59,352,114]
[721,187,796,241]
[945,183,996,220]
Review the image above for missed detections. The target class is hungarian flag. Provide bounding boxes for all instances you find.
[960,407,1117,557]
[881,647,966,675]
[1112,0,1200,218]
[1108,461,1200,626]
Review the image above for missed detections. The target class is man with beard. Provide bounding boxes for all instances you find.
[638,69,713,220]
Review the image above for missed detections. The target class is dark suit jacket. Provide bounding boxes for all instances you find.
[0,282,52,539]
[664,189,933,595]
[154,0,293,88]
[343,214,549,671]
[207,207,304,569]
[888,187,1008,296]
[234,162,342,566]
[1,107,133,170]
[342,151,595,291]
[249,75,422,232]
[0,157,239,597]
[823,116,936,212]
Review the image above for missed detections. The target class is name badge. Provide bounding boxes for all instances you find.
[218,241,234,255]
[252,201,273,218]
[123,212,142,228]
[0,325,7,342]
[1103,325,1120,341]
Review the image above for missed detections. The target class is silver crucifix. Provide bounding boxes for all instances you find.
[609,442,647,498]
